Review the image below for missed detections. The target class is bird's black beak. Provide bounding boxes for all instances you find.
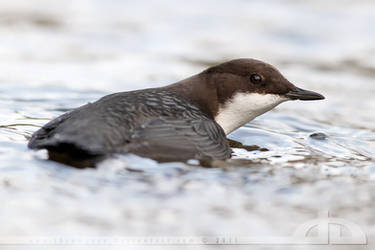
[286,87,325,101]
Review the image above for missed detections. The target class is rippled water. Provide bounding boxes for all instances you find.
[0,0,374,249]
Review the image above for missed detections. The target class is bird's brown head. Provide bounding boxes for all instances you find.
[168,58,324,134]
[199,58,325,134]
[202,58,324,103]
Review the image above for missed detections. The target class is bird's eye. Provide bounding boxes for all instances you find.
[250,74,262,84]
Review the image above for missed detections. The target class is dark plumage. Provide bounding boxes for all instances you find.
[28,58,324,167]
[29,89,231,167]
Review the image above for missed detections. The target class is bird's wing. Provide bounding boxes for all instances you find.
[28,110,76,149]
[27,104,119,156]
[124,116,232,162]
[28,90,232,162]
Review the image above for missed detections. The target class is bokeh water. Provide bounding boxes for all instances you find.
[0,0,374,249]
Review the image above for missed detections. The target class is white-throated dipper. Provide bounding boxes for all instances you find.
[28,58,324,167]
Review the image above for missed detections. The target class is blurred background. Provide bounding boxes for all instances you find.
[0,0,374,249]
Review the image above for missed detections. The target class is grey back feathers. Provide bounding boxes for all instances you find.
[28,89,231,166]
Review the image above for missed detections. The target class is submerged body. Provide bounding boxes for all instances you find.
[28,58,324,167]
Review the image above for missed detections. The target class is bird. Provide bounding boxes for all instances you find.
[28,58,325,167]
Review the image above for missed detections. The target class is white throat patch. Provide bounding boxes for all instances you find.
[214,92,288,135]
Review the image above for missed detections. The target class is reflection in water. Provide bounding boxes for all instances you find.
[0,0,374,244]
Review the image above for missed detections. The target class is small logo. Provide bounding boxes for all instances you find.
[184,210,368,245]
[290,210,367,245]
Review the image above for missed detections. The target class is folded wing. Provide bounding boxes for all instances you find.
[124,117,232,162]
